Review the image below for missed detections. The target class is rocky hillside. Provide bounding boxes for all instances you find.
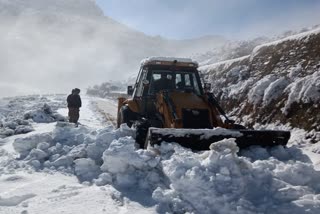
[199,28,320,136]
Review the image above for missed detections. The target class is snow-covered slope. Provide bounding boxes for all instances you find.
[200,27,320,137]
[1,95,320,213]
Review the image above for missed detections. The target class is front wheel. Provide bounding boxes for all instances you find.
[134,120,150,149]
[232,124,246,130]
[118,105,136,128]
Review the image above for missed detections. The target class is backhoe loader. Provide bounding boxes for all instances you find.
[117,57,290,150]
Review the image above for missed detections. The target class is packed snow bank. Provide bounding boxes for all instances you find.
[0,95,66,138]
[0,119,34,138]
[11,121,320,213]
[12,123,135,178]
[3,94,320,213]
[24,103,65,123]
[154,140,320,213]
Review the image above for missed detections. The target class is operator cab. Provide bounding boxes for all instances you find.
[131,57,203,99]
[127,57,204,118]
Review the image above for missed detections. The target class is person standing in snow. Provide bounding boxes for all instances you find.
[67,88,82,126]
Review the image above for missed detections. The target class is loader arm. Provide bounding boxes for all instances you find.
[146,91,291,150]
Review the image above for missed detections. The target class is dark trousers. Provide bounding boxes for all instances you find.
[68,107,80,123]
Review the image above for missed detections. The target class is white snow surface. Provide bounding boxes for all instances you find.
[1,95,320,213]
[141,57,198,66]
[149,127,243,138]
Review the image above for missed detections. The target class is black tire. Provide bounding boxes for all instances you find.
[134,120,150,149]
[232,124,246,130]
[118,105,136,128]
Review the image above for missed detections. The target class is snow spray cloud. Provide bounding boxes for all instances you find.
[0,8,147,97]
[0,0,169,97]
[0,0,230,98]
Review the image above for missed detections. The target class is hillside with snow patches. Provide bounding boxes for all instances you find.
[199,27,320,140]
[1,94,320,214]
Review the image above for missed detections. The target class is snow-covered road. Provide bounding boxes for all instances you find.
[1,94,320,214]
[0,95,156,214]
[57,96,114,129]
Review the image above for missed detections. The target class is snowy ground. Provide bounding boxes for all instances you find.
[1,95,320,214]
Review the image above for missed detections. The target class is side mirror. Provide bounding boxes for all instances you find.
[142,79,149,86]
[204,83,212,92]
[127,86,134,96]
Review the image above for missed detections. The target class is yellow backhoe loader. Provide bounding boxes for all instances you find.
[117,57,290,150]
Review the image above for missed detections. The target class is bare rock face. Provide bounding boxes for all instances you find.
[200,28,320,134]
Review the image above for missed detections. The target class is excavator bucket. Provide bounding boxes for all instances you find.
[145,128,290,150]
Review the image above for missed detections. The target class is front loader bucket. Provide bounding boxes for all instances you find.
[145,128,290,150]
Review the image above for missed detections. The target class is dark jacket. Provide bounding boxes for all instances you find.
[153,78,173,92]
[67,94,82,108]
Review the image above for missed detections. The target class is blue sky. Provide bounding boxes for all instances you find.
[96,0,320,39]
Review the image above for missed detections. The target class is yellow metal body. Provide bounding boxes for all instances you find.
[156,91,225,128]
[117,91,227,129]
[117,58,226,129]
[118,97,140,113]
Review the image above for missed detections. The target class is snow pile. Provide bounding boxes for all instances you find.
[0,119,34,138]
[13,133,53,159]
[24,103,66,123]
[100,137,162,189]
[0,95,67,138]
[154,140,320,213]
[4,94,320,213]
[13,123,136,180]
[11,122,320,213]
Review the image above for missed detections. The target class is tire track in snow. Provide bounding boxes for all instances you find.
[0,194,36,206]
[94,98,118,127]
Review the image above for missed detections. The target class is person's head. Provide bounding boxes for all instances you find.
[161,73,167,79]
[73,88,80,95]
